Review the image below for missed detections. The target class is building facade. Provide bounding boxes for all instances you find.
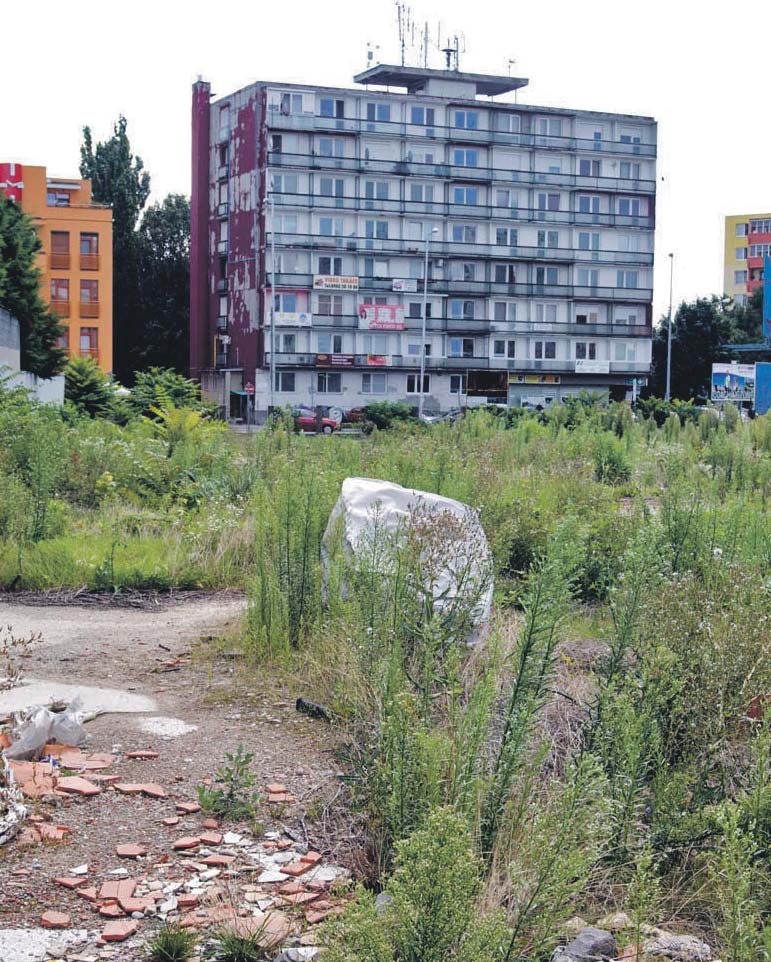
[0,163,113,373]
[190,66,656,416]
[724,212,771,306]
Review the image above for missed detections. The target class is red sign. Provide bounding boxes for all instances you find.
[359,304,405,331]
[315,353,354,367]
[244,382,255,394]
[367,355,389,366]
[0,163,23,204]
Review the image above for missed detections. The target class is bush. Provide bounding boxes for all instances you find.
[64,355,117,418]
[593,434,632,484]
[363,401,416,430]
[145,924,197,962]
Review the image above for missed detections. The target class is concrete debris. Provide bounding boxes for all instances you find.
[137,716,197,738]
[0,753,27,846]
[0,928,92,962]
[643,934,712,961]
[0,681,155,722]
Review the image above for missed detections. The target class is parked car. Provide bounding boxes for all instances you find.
[292,408,339,434]
[419,407,464,425]
[342,406,366,423]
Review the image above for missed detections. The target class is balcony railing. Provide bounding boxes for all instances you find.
[266,112,657,157]
[50,252,70,270]
[80,253,100,271]
[79,347,99,360]
[80,301,100,319]
[50,298,70,318]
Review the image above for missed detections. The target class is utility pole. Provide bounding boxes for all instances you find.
[269,186,276,417]
[419,227,438,418]
[665,252,674,401]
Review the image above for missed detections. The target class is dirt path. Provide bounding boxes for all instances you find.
[0,594,348,960]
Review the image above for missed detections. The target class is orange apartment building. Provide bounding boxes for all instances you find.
[0,163,113,372]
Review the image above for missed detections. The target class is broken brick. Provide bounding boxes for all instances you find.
[199,853,235,866]
[173,836,201,850]
[54,877,83,890]
[41,911,70,929]
[301,851,323,866]
[118,896,153,914]
[99,879,137,901]
[76,887,98,902]
[57,776,101,797]
[283,892,320,906]
[126,750,159,759]
[162,817,180,826]
[116,843,147,859]
[99,903,125,918]
[282,861,312,877]
[177,894,199,909]
[198,831,222,845]
[201,818,220,829]
[278,881,306,895]
[101,920,138,942]
[176,802,201,814]
[113,783,145,795]
[265,783,287,794]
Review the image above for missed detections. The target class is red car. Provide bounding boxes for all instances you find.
[343,406,366,423]
[293,409,339,434]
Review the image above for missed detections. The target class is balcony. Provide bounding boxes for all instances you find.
[80,301,100,319]
[50,298,70,318]
[80,253,100,271]
[79,347,99,361]
[50,252,70,270]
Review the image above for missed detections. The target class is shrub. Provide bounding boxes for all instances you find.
[145,924,197,962]
[196,744,261,819]
[593,434,632,484]
[64,355,117,418]
[363,401,416,431]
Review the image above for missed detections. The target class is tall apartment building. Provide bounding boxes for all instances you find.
[724,212,771,306]
[190,65,656,416]
[0,163,113,373]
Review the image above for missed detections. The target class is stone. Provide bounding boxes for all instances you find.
[101,920,139,942]
[41,911,70,929]
[562,917,589,938]
[57,775,102,796]
[176,802,201,814]
[162,817,180,826]
[598,911,632,932]
[202,818,220,829]
[643,934,712,961]
[552,927,617,961]
[273,950,322,962]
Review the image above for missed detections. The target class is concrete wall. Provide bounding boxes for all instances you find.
[0,308,21,372]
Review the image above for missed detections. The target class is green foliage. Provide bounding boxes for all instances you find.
[196,744,261,820]
[209,928,265,962]
[130,368,202,417]
[145,924,197,962]
[0,195,65,378]
[363,401,417,430]
[593,433,632,484]
[64,355,116,418]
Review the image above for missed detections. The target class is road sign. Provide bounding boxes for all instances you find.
[244,382,255,394]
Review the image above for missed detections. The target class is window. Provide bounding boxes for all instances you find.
[365,220,389,241]
[317,372,342,392]
[453,186,478,206]
[493,339,516,358]
[273,174,298,194]
[450,299,475,320]
[363,334,388,354]
[620,132,641,151]
[496,227,518,246]
[449,374,467,394]
[366,102,391,123]
[578,195,600,214]
[362,372,386,394]
[454,110,479,130]
[537,192,560,211]
[576,311,599,325]
[534,340,556,359]
[493,302,516,322]
[749,244,771,257]
[275,372,296,392]
[319,177,344,198]
[579,159,600,177]
[318,256,343,275]
[614,342,637,362]
[734,271,748,284]
[274,213,297,233]
[319,217,343,238]
[537,230,560,248]
[279,333,296,353]
[407,373,430,394]
[318,333,343,353]
[577,231,599,251]
[535,304,558,324]
[496,113,520,133]
[50,278,69,307]
[274,292,297,313]
[493,263,516,284]
[47,190,70,207]
[537,117,563,137]
[577,268,599,287]
[618,197,641,217]
[80,279,98,302]
[319,137,344,158]
[407,341,431,356]
[735,247,748,260]
[535,266,559,286]
[317,295,343,317]
[79,327,98,356]
[750,219,771,233]
[453,149,478,167]
[451,224,477,243]
[618,234,640,252]
[575,341,597,360]
[448,337,474,358]
[51,231,69,252]
[736,223,749,237]
[616,270,639,289]
[319,97,344,118]
[279,93,304,115]
[495,189,518,208]
[410,105,435,126]
[364,180,389,202]
[450,262,476,282]
[410,183,434,204]
[269,134,282,153]
[57,326,69,351]
[620,161,641,179]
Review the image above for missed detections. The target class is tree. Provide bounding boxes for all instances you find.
[130,367,202,417]
[64,355,116,417]
[649,296,734,400]
[0,196,65,378]
[135,195,190,372]
[80,116,151,382]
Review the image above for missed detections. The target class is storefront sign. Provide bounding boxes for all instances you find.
[575,359,610,374]
[393,278,418,293]
[508,374,561,384]
[711,363,755,402]
[359,304,406,331]
[315,353,355,367]
[313,275,359,291]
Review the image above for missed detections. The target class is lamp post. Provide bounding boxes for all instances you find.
[665,252,674,401]
[269,186,276,416]
[419,227,439,418]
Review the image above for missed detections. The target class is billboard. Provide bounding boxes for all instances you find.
[711,363,755,402]
[313,275,358,291]
[764,255,771,339]
[575,359,610,374]
[393,278,418,293]
[359,304,405,331]
[0,162,23,204]
[367,354,390,366]
[315,353,354,367]
[755,363,771,415]
[508,374,561,385]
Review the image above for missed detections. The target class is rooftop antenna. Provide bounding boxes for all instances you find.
[507,58,516,75]
[437,29,465,71]
[422,21,430,67]
[395,1,414,66]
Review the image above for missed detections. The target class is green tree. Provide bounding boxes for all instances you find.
[649,296,734,400]
[64,355,116,417]
[130,367,202,417]
[135,194,190,372]
[0,196,65,378]
[80,116,151,382]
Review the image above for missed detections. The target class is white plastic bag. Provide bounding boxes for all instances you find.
[5,698,87,760]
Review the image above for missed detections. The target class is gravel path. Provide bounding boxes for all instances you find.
[0,593,346,956]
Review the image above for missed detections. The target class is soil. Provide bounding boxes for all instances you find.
[0,593,349,955]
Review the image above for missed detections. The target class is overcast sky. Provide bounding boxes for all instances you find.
[2,0,769,321]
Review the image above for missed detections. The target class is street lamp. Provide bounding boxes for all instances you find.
[665,252,674,401]
[419,226,439,418]
[268,185,277,417]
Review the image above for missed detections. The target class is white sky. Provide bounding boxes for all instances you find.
[2,0,770,321]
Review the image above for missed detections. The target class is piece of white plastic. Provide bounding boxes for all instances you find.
[0,754,27,846]
[4,698,88,761]
[322,477,493,645]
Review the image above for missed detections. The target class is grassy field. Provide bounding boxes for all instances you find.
[4,388,771,958]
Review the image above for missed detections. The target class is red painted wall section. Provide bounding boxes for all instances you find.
[190,81,211,379]
[0,162,23,203]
